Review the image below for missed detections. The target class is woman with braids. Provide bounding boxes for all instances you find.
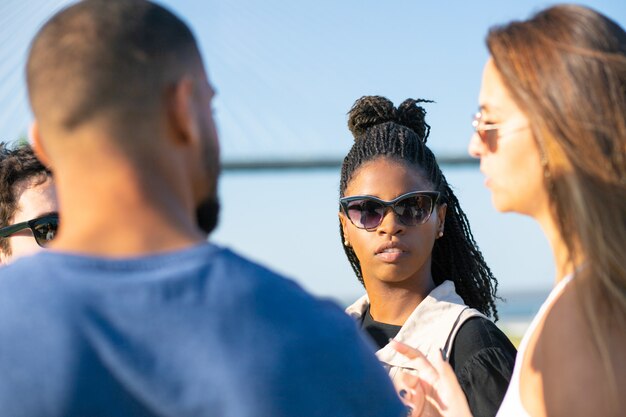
[393,5,626,417]
[340,95,516,417]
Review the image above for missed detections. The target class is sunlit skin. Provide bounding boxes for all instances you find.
[0,176,58,264]
[340,157,446,325]
[469,58,577,280]
[471,57,615,417]
[392,7,626,406]
[393,58,582,417]
[468,59,550,220]
[32,64,218,257]
[189,70,220,204]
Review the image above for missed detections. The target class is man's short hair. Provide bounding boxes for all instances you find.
[0,142,52,255]
[27,0,202,137]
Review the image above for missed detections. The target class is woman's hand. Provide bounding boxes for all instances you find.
[390,340,474,417]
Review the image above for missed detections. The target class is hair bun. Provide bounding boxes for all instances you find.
[397,98,433,143]
[347,96,433,142]
[347,96,397,138]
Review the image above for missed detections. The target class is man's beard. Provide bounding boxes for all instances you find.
[196,140,220,236]
[196,196,220,235]
[196,109,221,236]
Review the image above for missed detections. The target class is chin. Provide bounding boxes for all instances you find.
[491,193,514,213]
[376,270,416,285]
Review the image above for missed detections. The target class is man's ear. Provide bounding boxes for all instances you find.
[167,76,199,147]
[30,121,52,168]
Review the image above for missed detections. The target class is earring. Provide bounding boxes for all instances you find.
[539,147,555,193]
[438,231,444,238]
[344,239,350,247]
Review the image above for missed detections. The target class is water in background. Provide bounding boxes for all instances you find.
[212,166,556,337]
[495,289,549,341]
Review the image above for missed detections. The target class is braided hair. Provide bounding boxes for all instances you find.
[339,96,499,319]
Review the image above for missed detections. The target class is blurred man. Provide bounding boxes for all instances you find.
[0,1,404,416]
[0,143,58,264]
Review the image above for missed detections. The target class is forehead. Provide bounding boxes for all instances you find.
[12,173,50,196]
[346,157,431,197]
[12,176,57,223]
[479,58,518,116]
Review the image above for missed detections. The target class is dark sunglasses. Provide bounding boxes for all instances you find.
[0,213,59,248]
[340,191,441,231]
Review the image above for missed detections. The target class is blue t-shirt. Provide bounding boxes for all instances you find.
[0,243,404,417]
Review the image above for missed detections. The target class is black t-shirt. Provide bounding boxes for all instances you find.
[360,307,516,417]
[361,305,403,348]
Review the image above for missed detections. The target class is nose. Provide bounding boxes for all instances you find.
[468,132,485,159]
[376,207,405,236]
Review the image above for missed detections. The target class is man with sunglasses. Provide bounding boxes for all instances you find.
[0,142,58,264]
[0,1,406,416]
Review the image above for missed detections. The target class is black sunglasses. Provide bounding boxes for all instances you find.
[340,191,441,231]
[0,213,59,248]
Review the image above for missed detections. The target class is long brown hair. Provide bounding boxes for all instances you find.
[487,4,626,406]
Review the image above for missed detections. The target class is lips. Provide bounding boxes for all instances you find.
[375,242,409,262]
[480,167,492,188]
[379,248,403,253]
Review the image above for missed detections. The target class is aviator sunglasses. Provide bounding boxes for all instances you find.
[0,213,59,248]
[472,111,528,146]
[340,191,441,231]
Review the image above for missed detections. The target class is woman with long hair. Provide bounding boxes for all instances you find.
[340,95,516,416]
[394,5,626,417]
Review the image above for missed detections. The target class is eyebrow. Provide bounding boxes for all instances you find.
[16,211,58,220]
[478,103,504,116]
[37,211,58,218]
[15,211,59,224]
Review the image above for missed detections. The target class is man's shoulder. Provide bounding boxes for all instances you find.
[209,247,357,338]
[0,252,65,303]
[0,244,349,339]
[193,244,319,308]
[0,243,286,289]
[0,246,405,417]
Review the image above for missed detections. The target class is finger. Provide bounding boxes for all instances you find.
[401,371,421,398]
[389,339,420,359]
[398,374,425,416]
[431,351,473,416]
[390,340,439,384]
[433,350,456,381]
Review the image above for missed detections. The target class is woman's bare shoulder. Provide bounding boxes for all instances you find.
[523,283,625,416]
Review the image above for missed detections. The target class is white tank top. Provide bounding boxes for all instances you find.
[496,274,574,416]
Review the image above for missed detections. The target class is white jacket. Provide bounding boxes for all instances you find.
[345,280,486,384]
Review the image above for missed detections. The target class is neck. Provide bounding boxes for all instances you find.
[535,209,579,283]
[365,273,436,326]
[49,147,205,257]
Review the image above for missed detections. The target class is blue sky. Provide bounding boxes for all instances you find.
[1,0,625,302]
[191,0,626,161]
[4,1,625,159]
